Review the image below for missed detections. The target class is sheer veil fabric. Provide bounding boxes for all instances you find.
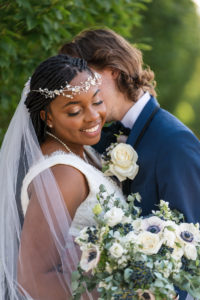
[0,80,93,299]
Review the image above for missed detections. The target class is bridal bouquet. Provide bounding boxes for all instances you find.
[71,185,200,300]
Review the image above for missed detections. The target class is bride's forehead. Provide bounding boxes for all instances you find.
[51,87,100,108]
[70,70,91,86]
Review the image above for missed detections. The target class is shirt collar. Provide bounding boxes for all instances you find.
[121,92,151,129]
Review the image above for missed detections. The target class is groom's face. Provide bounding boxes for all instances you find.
[92,68,123,123]
[93,68,132,123]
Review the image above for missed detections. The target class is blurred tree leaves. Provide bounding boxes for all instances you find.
[0,0,150,144]
[132,0,200,137]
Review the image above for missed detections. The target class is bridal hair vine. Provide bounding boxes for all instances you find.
[32,72,102,99]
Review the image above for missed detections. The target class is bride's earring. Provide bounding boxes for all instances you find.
[48,124,53,128]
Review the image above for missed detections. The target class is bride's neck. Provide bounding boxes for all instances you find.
[40,138,85,158]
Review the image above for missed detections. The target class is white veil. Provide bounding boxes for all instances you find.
[0,80,93,299]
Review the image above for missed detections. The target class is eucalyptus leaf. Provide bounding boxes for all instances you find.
[71,281,79,291]
[71,270,81,281]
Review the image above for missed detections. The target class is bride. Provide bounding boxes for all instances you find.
[0,54,125,299]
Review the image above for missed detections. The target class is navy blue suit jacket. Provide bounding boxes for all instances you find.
[94,96,200,299]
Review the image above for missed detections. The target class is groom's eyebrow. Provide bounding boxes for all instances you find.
[62,89,100,108]
[92,89,100,98]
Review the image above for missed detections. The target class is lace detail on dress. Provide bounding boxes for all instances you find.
[21,150,126,236]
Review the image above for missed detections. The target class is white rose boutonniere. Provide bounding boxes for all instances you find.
[102,142,139,182]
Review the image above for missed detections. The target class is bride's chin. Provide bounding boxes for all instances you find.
[82,135,102,146]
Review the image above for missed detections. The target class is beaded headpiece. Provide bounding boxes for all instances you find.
[32,72,102,99]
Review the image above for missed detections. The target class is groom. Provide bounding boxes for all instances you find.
[60,28,200,222]
[60,28,200,300]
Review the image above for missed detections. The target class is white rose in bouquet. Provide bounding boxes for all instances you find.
[109,242,124,258]
[171,244,184,260]
[104,207,124,227]
[124,231,137,243]
[137,231,163,255]
[163,228,176,248]
[184,243,197,260]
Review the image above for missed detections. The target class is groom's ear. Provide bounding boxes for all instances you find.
[111,68,120,80]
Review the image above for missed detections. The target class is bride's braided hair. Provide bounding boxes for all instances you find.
[25,54,90,144]
[60,29,156,101]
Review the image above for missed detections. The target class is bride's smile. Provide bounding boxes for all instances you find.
[80,122,101,135]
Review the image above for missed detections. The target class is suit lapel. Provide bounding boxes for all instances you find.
[123,97,160,196]
[126,96,160,148]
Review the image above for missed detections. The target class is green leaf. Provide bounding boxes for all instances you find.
[71,280,79,291]
[165,226,175,231]
[127,195,135,202]
[99,184,106,193]
[104,275,113,283]
[26,16,37,30]
[175,242,182,248]
[71,270,81,281]
[124,268,133,282]
[54,9,63,20]
[102,165,109,172]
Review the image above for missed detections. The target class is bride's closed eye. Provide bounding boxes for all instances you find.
[68,111,81,116]
[68,100,104,117]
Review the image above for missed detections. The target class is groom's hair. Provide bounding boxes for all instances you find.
[59,28,157,102]
[25,54,90,143]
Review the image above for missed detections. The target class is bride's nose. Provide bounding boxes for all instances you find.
[84,107,100,122]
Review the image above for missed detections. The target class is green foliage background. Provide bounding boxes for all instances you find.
[0,0,200,145]
[132,0,200,138]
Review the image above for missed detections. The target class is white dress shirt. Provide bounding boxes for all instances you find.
[121,92,151,129]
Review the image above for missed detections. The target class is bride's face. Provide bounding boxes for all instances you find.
[46,71,106,149]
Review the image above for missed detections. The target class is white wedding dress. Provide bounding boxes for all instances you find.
[21,147,126,234]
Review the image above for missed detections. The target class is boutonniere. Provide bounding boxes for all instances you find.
[101,142,139,182]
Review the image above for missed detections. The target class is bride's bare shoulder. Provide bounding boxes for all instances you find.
[51,163,89,218]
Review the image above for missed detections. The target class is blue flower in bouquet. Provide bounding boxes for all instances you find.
[176,223,200,245]
[140,216,165,234]
[173,223,200,261]
[79,244,100,272]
